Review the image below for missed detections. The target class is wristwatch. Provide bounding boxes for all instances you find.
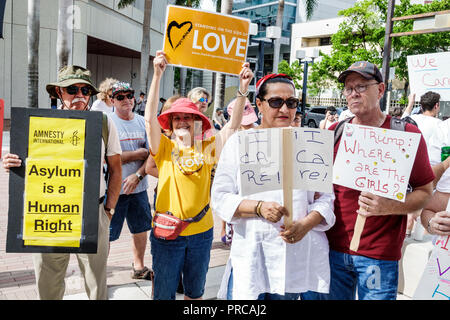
[135,172,144,181]
[104,206,115,216]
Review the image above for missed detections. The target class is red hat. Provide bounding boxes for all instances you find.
[255,73,295,96]
[157,98,211,133]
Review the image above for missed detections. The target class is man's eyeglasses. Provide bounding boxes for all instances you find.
[261,97,299,109]
[65,85,92,96]
[198,97,208,103]
[343,82,379,97]
[114,93,134,101]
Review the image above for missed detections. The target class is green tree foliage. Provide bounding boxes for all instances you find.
[309,0,449,93]
[278,59,303,90]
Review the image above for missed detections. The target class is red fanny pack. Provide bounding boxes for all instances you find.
[153,204,209,240]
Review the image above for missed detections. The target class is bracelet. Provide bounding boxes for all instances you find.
[255,201,264,218]
[237,88,249,97]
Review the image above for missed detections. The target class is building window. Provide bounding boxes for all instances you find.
[320,37,331,46]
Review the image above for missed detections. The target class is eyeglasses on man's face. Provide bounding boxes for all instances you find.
[114,93,134,101]
[342,82,379,97]
[65,85,92,96]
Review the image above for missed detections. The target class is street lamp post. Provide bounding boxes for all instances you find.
[296,49,319,127]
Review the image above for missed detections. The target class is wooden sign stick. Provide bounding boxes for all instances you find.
[349,212,366,252]
[282,128,293,228]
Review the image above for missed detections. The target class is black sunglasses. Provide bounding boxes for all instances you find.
[261,97,299,109]
[66,85,92,96]
[114,93,134,101]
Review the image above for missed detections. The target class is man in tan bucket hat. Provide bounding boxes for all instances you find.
[3,65,123,299]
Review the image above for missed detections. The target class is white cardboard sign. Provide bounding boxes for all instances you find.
[407,51,450,101]
[333,123,421,202]
[238,128,334,196]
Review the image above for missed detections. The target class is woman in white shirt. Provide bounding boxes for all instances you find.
[211,73,335,300]
[91,77,117,113]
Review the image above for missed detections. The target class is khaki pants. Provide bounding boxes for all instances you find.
[32,205,110,300]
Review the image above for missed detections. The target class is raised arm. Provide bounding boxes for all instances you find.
[145,50,168,155]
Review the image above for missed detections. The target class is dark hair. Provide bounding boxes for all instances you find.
[326,106,337,113]
[420,91,440,111]
[256,77,295,100]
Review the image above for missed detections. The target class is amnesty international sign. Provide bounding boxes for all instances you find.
[6,108,102,253]
[163,5,250,75]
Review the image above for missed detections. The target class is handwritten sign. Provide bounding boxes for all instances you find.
[413,235,450,300]
[407,51,450,101]
[333,123,421,202]
[238,128,333,196]
[163,5,250,75]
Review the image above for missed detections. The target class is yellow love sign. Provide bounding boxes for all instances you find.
[163,5,250,75]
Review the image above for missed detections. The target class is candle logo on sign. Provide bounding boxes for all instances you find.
[167,20,193,50]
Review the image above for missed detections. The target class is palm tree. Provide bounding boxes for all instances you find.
[57,0,73,72]
[27,0,40,108]
[273,0,317,73]
[118,0,152,93]
[175,0,201,96]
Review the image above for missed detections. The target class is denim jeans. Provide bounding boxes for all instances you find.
[301,250,399,300]
[150,228,213,300]
[227,269,301,300]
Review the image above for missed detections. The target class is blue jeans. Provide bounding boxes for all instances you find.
[227,269,300,300]
[301,250,399,300]
[150,228,213,300]
[109,191,152,241]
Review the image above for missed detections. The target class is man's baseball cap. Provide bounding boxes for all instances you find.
[337,61,383,83]
[46,65,99,97]
[111,81,135,97]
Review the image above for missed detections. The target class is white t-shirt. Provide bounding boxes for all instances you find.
[99,115,122,196]
[428,119,450,192]
[409,114,442,146]
[91,99,114,113]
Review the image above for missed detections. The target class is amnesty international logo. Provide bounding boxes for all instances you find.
[70,130,80,147]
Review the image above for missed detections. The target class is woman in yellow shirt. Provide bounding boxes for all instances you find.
[145,50,253,300]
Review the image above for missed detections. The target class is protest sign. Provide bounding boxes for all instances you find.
[413,199,450,300]
[413,234,450,300]
[333,123,421,202]
[238,127,333,206]
[6,108,102,253]
[163,5,250,75]
[333,123,421,251]
[407,51,450,101]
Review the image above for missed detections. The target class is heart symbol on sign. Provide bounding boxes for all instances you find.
[167,20,193,50]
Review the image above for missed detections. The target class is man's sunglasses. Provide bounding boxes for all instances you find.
[65,85,92,96]
[261,97,299,109]
[114,93,134,101]
[198,97,208,103]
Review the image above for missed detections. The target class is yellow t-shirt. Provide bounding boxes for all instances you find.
[152,134,217,236]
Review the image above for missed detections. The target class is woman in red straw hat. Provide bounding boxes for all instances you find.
[145,50,253,300]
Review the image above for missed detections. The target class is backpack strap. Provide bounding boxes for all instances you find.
[334,116,354,145]
[390,117,407,131]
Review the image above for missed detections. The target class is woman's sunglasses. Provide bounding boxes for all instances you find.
[65,85,92,96]
[114,93,134,101]
[198,97,208,103]
[261,97,299,109]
